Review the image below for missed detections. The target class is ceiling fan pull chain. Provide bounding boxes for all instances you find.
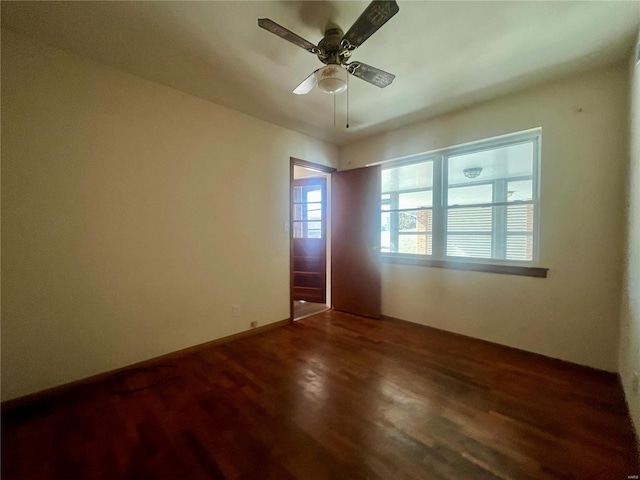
[334,92,336,127]
[346,73,350,129]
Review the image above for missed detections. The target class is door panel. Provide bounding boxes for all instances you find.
[292,178,326,303]
[331,166,381,318]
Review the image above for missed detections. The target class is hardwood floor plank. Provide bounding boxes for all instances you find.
[2,310,637,479]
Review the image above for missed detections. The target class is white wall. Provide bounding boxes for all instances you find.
[340,64,629,372]
[1,30,338,401]
[619,30,640,435]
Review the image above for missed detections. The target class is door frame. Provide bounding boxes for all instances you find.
[290,158,337,321]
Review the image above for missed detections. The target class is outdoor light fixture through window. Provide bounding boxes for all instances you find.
[463,167,483,179]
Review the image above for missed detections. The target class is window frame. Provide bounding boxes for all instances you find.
[382,177,435,256]
[292,177,326,240]
[378,129,547,278]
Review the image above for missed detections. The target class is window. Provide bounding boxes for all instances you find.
[382,161,434,255]
[293,179,325,239]
[381,129,541,273]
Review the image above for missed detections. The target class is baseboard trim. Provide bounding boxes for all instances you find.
[380,314,613,374]
[616,372,640,460]
[2,318,291,412]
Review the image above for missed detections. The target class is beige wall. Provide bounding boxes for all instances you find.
[1,30,338,401]
[340,64,629,372]
[619,30,640,435]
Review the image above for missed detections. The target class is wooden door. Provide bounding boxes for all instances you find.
[292,178,326,303]
[331,166,381,318]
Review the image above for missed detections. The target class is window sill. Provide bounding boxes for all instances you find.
[381,255,548,278]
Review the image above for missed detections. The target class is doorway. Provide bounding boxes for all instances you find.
[290,158,336,320]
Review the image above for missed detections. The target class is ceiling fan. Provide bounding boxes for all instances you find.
[258,1,399,95]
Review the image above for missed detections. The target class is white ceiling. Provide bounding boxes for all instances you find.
[2,1,638,146]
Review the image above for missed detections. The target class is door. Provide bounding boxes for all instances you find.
[292,178,326,303]
[331,166,381,318]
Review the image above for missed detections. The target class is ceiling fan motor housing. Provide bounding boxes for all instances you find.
[317,28,352,65]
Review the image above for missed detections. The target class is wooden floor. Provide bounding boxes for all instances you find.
[293,300,328,320]
[2,310,638,479]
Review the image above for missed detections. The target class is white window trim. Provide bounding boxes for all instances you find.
[374,128,546,277]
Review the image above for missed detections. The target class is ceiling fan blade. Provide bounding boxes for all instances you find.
[342,1,399,49]
[293,69,320,95]
[347,62,395,88]
[258,18,320,53]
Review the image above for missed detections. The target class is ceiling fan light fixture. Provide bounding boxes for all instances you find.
[317,65,348,94]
